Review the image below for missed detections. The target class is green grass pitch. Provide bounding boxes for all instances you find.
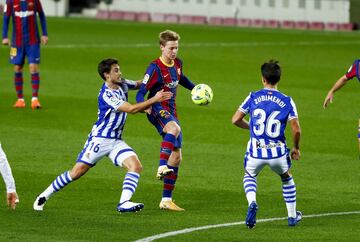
[0,17,359,241]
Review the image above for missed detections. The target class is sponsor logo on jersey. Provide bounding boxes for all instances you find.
[165,80,179,89]
[143,74,149,84]
[14,10,35,18]
[256,141,283,149]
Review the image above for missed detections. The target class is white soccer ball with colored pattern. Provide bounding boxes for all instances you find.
[191,84,213,105]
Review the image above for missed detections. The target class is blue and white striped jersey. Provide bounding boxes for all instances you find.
[90,79,137,139]
[239,88,298,159]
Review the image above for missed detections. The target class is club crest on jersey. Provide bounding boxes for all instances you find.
[143,74,150,84]
[165,80,179,89]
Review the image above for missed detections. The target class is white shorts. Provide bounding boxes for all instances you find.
[244,153,291,177]
[76,137,137,167]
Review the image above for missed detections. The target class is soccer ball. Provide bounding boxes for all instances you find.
[191,84,213,105]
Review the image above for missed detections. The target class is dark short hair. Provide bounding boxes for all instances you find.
[261,60,281,85]
[98,58,118,80]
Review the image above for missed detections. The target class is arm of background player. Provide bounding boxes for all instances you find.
[179,75,195,90]
[289,118,301,160]
[120,90,172,114]
[2,1,11,45]
[323,75,349,108]
[232,110,249,129]
[36,0,48,44]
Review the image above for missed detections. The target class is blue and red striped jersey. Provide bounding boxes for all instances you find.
[345,59,360,82]
[2,0,48,47]
[136,57,195,118]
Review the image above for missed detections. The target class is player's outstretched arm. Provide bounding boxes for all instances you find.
[232,110,250,129]
[118,89,172,114]
[289,118,301,160]
[323,75,349,109]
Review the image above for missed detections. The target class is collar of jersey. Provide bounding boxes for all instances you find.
[160,56,174,67]
[263,87,279,92]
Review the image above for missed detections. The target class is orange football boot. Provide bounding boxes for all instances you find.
[31,98,42,110]
[13,99,25,108]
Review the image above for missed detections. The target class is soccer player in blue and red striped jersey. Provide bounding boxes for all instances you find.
[33,58,172,213]
[232,60,302,228]
[323,60,360,154]
[136,30,196,211]
[2,0,48,109]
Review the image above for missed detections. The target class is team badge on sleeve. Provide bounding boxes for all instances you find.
[143,74,149,84]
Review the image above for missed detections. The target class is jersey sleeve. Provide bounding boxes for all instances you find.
[238,92,252,114]
[123,78,137,90]
[102,90,125,111]
[36,0,48,36]
[345,60,360,80]
[136,63,158,103]
[287,97,298,121]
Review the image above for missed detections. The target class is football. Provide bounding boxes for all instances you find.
[191,84,213,105]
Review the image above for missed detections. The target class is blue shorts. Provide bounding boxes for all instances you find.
[10,44,40,65]
[147,109,183,148]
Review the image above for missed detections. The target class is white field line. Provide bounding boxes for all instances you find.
[46,41,360,49]
[134,211,360,242]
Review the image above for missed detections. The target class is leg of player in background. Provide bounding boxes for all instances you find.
[116,155,144,213]
[280,172,302,226]
[159,148,184,211]
[33,162,91,211]
[29,63,41,109]
[157,121,181,180]
[13,65,25,108]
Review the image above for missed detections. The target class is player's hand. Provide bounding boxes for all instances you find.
[6,192,19,210]
[154,89,173,102]
[144,107,152,114]
[41,36,48,45]
[2,38,9,46]
[290,148,300,160]
[323,93,333,109]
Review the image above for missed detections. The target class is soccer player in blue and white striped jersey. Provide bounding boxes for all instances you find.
[232,60,302,228]
[33,58,172,213]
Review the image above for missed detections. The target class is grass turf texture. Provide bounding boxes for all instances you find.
[0,17,359,241]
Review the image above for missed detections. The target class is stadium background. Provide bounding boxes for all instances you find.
[0,1,359,241]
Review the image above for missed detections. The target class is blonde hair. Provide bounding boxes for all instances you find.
[159,30,180,46]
